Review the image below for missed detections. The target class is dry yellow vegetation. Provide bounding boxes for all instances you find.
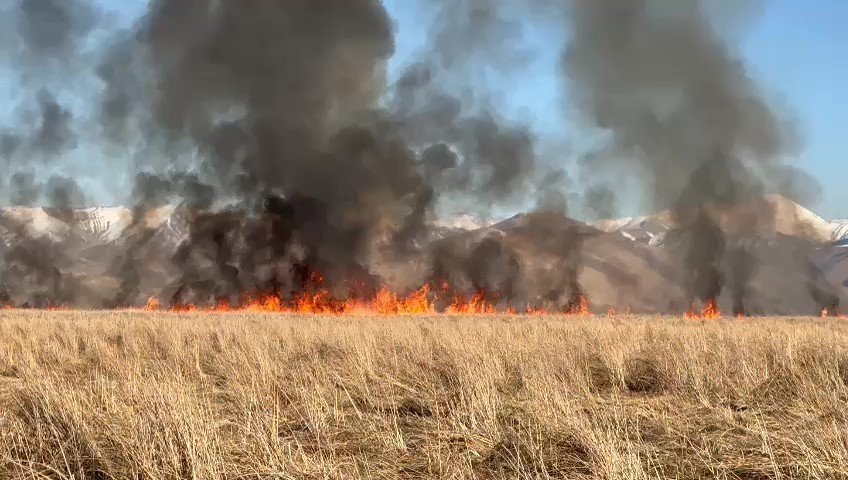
[1,312,848,479]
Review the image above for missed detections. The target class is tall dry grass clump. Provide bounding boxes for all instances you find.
[1,312,848,479]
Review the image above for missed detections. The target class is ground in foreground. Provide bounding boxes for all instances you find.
[1,312,848,479]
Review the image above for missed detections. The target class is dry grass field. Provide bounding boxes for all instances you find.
[1,312,848,479]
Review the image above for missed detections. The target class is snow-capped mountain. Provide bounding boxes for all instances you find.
[0,204,185,244]
[0,194,842,251]
[829,219,848,242]
[593,213,674,247]
[593,194,838,247]
[72,207,134,242]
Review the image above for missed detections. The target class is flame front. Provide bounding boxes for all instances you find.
[685,298,721,319]
[11,284,837,319]
[140,281,596,316]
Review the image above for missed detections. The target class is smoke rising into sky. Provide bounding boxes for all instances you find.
[0,0,841,218]
[0,0,842,312]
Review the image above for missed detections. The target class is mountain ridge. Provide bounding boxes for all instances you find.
[0,194,844,314]
[0,193,841,245]
[591,194,840,245]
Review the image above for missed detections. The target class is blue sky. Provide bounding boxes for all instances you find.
[5,1,847,219]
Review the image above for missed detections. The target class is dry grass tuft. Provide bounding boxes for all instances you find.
[1,312,848,479]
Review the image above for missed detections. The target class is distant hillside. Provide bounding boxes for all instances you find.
[829,219,848,241]
[0,198,843,314]
[592,194,835,246]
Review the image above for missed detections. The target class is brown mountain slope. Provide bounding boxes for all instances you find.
[0,204,841,314]
[442,210,844,315]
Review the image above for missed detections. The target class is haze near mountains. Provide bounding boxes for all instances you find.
[0,0,836,314]
[0,193,844,315]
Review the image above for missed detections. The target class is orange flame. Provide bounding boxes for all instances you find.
[138,282,595,316]
[685,298,721,319]
[445,291,496,315]
[0,280,598,316]
[566,295,592,316]
[145,297,160,311]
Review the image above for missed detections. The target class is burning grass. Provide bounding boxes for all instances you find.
[2,312,848,479]
[160,275,594,316]
[155,288,591,316]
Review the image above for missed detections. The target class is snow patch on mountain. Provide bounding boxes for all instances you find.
[0,195,844,252]
[829,219,848,241]
[74,207,133,242]
[433,213,491,231]
[594,194,837,246]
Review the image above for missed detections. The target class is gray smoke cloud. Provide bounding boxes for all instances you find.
[0,0,833,313]
[561,0,817,313]
[16,0,98,56]
[0,0,96,306]
[31,90,77,156]
[1,0,92,193]
[563,1,794,198]
[9,172,40,207]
